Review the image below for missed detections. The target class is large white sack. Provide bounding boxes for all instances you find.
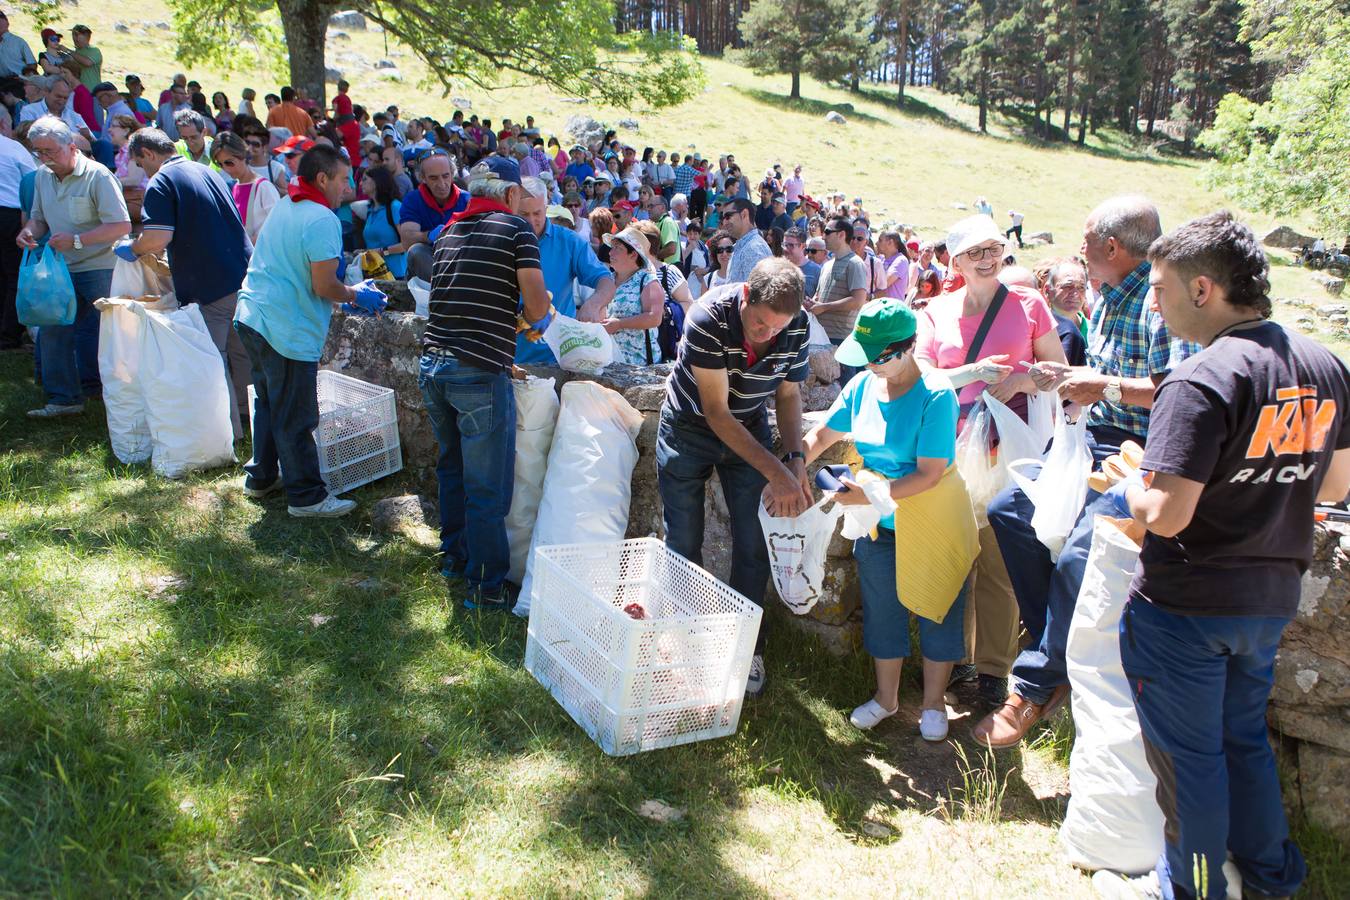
[1059,516,1163,875]
[132,302,237,478]
[505,376,560,584]
[515,381,643,618]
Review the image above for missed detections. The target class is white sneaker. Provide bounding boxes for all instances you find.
[242,477,283,499]
[288,494,357,518]
[849,699,898,730]
[919,707,949,741]
[1091,869,1162,900]
[27,402,84,418]
[745,655,766,698]
[1222,858,1242,900]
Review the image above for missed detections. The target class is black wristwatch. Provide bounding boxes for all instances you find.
[781,451,806,464]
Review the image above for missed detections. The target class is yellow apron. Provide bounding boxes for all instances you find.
[890,464,980,624]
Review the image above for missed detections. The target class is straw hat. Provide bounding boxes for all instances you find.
[603,226,655,272]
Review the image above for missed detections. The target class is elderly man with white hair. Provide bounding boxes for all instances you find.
[16,116,130,417]
[420,156,552,612]
[513,175,614,366]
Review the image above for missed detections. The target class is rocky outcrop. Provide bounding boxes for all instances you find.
[1262,225,1315,250]
[329,10,367,29]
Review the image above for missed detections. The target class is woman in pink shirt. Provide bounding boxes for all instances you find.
[914,214,1067,705]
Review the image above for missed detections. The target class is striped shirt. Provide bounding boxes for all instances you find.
[665,282,809,424]
[424,210,540,373]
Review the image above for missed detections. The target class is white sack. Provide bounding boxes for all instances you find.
[96,263,177,465]
[516,381,643,617]
[1007,401,1091,560]
[543,315,615,376]
[806,312,832,350]
[408,277,431,318]
[759,498,843,615]
[1059,516,1163,875]
[505,376,561,584]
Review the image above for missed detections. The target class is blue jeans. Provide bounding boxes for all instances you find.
[1120,598,1304,900]
[656,407,770,654]
[418,350,515,592]
[235,322,327,508]
[37,267,111,406]
[828,337,858,387]
[855,527,967,661]
[988,423,1141,704]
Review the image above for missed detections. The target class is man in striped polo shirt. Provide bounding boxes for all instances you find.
[420,156,552,612]
[657,257,815,697]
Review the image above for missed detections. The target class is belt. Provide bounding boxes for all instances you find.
[423,346,457,359]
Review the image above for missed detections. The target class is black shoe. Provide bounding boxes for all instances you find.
[977,674,1008,707]
[947,663,978,688]
[464,582,518,612]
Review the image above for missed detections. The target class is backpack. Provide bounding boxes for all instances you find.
[642,267,688,365]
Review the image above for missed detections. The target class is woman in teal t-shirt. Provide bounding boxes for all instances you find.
[358,166,406,279]
[804,299,967,742]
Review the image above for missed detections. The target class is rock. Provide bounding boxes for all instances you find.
[807,348,840,388]
[115,22,131,33]
[376,59,397,69]
[1294,317,1316,329]
[369,494,431,534]
[1295,742,1350,838]
[329,9,367,29]
[1023,237,1050,248]
[824,111,847,125]
[564,114,606,148]
[800,381,841,411]
[152,20,171,30]
[784,612,863,657]
[618,118,640,130]
[636,799,685,823]
[1314,304,1346,318]
[378,69,404,82]
[1312,273,1346,296]
[324,67,343,82]
[309,613,333,627]
[860,820,891,838]
[1026,231,1054,244]
[328,30,350,41]
[1262,225,1315,250]
[335,52,371,69]
[952,203,968,211]
[1327,315,1347,327]
[451,97,472,109]
[560,97,587,104]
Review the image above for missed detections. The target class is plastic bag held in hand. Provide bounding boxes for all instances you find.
[835,471,897,540]
[113,240,138,263]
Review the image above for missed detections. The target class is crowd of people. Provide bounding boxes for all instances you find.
[4,13,1350,900]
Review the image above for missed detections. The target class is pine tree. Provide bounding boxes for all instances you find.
[734,0,880,99]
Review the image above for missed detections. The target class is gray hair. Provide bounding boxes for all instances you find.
[1089,195,1162,258]
[520,176,548,200]
[27,116,74,147]
[746,256,804,315]
[173,109,207,134]
[466,162,516,202]
[513,142,530,157]
[671,192,687,208]
[1046,259,1086,288]
[129,127,176,158]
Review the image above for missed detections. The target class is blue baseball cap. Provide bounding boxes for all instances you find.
[477,155,521,185]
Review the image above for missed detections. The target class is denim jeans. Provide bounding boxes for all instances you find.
[1120,598,1304,900]
[988,423,1141,704]
[855,527,967,661]
[828,337,858,387]
[235,322,327,508]
[656,407,771,654]
[418,350,516,592]
[38,266,111,407]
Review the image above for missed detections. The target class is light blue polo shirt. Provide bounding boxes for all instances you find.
[234,197,342,362]
[515,221,613,366]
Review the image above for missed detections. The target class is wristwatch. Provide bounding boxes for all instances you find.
[73,234,83,250]
[1103,377,1123,404]
[781,451,806,464]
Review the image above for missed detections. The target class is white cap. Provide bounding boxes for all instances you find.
[946,214,1010,259]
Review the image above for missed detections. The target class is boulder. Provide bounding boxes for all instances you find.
[451,97,472,109]
[565,114,606,148]
[807,348,840,387]
[328,30,351,41]
[824,111,847,125]
[1329,315,1348,327]
[1315,304,1346,318]
[1312,273,1346,296]
[369,494,432,535]
[376,59,397,70]
[329,9,367,29]
[324,67,343,82]
[1262,225,1315,250]
[114,22,131,33]
[152,21,171,30]
[378,69,404,82]
[1026,231,1054,244]
[952,203,968,211]
[618,118,640,130]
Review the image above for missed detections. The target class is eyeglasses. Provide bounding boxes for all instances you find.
[963,244,1003,261]
[850,235,868,242]
[869,345,908,366]
[806,248,827,255]
[714,245,734,254]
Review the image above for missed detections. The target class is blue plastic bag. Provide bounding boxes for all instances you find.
[17,246,76,327]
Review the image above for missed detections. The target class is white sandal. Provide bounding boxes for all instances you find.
[850,699,898,730]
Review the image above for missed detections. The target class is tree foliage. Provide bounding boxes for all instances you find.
[1200,0,1349,233]
[732,0,880,99]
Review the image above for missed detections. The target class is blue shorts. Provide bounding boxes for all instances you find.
[854,527,968,661]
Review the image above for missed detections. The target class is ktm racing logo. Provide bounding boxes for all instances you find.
[1244,387,1337,459]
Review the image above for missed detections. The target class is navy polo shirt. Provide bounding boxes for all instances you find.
[398,184,469,234]
[141,156,251,305]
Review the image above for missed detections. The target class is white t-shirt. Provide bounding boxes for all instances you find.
[655,163,674,186]
[1009,211,1024,227]
[0,134,38,208]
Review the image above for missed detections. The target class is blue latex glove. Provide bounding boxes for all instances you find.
[335,253,349,282]
[113,242,138,262]
[351,280,388,316]
[428,224,445,244]
[1104,469,1146,519]
[529,309,554,334]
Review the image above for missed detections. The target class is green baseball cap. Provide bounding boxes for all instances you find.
[835,298,918,367]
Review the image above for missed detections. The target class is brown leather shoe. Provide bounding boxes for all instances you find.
[970,684,1070,749]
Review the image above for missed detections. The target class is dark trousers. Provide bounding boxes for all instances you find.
[828,337,858,387]
[689,188,707,221]
[235,322,327,507]
[1006,224,1024,248]
[987,423,1140,704]
[1120,597,1305,900]
[37,267,110,406]
[418,350,516,592]
[0,207,22,348]
[656,407,771,654]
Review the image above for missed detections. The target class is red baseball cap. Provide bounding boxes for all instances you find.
[612,199,636,211]
[273,135,316,156]
[41,28,64,42]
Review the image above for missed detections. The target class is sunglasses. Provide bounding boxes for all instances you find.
[714,245,734,254]
[869,345,907,366]
[850,235,868,242]
[806,248,827,254]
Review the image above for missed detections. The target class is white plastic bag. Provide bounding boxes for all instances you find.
[543,315,615,376]
[836,476,897,540]
[505,376,560,584]
[806,312,832,350]
[758,498,843,615]
[1059,516,1163,874]
[517,381,643,618]
[109,255,172,300]
[408,277,431,318]
[1007,402,1091,560]
[983,389,1054,470]
[955,401,1002,528]
[96,291,179,465]
[131,302,237,478]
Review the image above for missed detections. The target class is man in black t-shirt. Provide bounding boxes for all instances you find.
[1096,213,1350,900]
[420,156,552,612]
[658,258,813,698]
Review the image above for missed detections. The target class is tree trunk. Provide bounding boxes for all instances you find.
[1062,3,1075,136]
[896,0,909,104]
[277,0,334,107]
[978,52,989,133]
[790,66,801,99]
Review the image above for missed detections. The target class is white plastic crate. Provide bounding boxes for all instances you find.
[247,370,402,495]
[524,538,762,756]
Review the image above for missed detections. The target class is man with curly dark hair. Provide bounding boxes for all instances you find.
[1093,211,1350,900]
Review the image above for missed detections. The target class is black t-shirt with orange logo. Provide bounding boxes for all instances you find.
[1130,321,1350,617]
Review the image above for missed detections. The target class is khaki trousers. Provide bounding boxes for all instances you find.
[963,525,1020,676]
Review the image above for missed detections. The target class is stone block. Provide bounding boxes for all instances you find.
[1296,741,1350,839]
[783,612,863,656]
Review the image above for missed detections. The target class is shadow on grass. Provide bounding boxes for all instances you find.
[730,87,889,126]
[853,83,979,134]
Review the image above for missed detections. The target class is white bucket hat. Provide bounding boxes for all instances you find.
[946,214,1010,259]
[603,226,655,272]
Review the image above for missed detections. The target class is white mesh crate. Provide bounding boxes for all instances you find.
[247,371,402,495]
[524,538,762,756]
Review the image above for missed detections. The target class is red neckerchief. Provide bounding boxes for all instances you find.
[419,182,461,216]
[287,177,331,208]
[449,196,513,224]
